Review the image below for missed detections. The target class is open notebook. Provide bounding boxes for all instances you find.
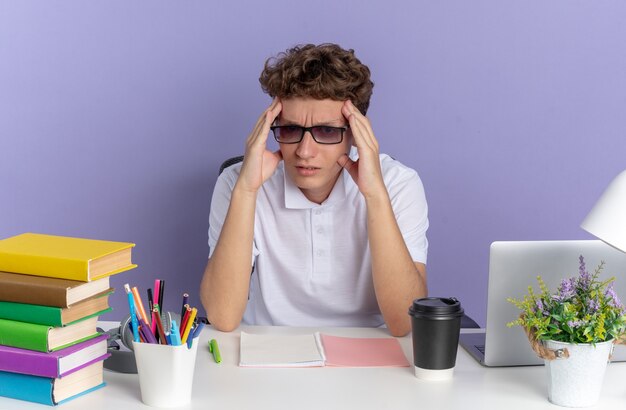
[239,332,410,368]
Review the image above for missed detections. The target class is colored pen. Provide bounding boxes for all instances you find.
[209,339,221,363]
[124,284,140,343]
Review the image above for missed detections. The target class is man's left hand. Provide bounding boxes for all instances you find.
[338,100,387,199]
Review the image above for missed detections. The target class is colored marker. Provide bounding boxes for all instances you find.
[209,339,221,363]
[170,320,182,346]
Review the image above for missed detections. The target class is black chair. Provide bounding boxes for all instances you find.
[219,155,244,175]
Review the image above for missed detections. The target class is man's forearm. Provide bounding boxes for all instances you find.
[366,192,427,337]
[200,187,258,331]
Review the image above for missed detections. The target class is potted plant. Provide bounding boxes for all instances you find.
[508,255,626,407]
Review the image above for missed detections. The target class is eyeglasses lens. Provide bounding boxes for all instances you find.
[311,127,343,144]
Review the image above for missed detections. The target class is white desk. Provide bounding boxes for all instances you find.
[2,325,626,409]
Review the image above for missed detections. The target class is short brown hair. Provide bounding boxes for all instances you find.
[259,43,374,114]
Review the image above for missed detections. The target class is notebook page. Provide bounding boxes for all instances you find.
[239,332,325,367]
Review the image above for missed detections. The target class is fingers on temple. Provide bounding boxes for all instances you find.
[343,101,377,150]
[247,100,282,146]
[349,114,377,152]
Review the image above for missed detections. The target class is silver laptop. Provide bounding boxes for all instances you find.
[460,240,626,366]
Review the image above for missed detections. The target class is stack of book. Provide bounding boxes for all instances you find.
[0,233,137,406]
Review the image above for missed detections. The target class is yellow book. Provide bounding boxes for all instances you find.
[0,233,137,282]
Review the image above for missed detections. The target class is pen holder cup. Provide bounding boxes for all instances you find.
[132,340,199,408]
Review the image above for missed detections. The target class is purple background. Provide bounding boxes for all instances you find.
[1,1,625,325]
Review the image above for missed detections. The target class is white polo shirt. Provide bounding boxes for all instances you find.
[208,149,428,327]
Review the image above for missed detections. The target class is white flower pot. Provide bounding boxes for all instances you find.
[543,339,614,407]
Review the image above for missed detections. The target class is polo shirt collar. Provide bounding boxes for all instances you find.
[284,168,349,209]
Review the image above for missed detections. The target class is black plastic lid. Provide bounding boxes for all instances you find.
[408,297,464,318]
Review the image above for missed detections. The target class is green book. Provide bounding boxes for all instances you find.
[0,316,99,352]
[0,290,112,326]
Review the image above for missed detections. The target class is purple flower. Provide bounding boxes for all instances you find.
[578,255,591,290]
[567,320,585,328]
[535,299,549,316]
[587,298,599,313]
[605,284,625,312]
[553,277,576,302]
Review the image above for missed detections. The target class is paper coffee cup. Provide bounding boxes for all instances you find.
[133,340,199,407]
[409,297,463,381]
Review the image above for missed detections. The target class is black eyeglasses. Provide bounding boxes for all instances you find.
[270,125,349,145]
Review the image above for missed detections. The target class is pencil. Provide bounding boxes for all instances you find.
[181,293,189,323]
[181,307,197,344]
[180,305,191,337]
[153,306,168,345]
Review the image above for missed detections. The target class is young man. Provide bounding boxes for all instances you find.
[200,44,428,336]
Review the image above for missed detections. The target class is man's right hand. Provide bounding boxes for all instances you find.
[236,98,283,194]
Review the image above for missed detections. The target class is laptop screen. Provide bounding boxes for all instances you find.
[483,240,626,367]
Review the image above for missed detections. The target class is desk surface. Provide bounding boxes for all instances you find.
[2,324,626,409]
